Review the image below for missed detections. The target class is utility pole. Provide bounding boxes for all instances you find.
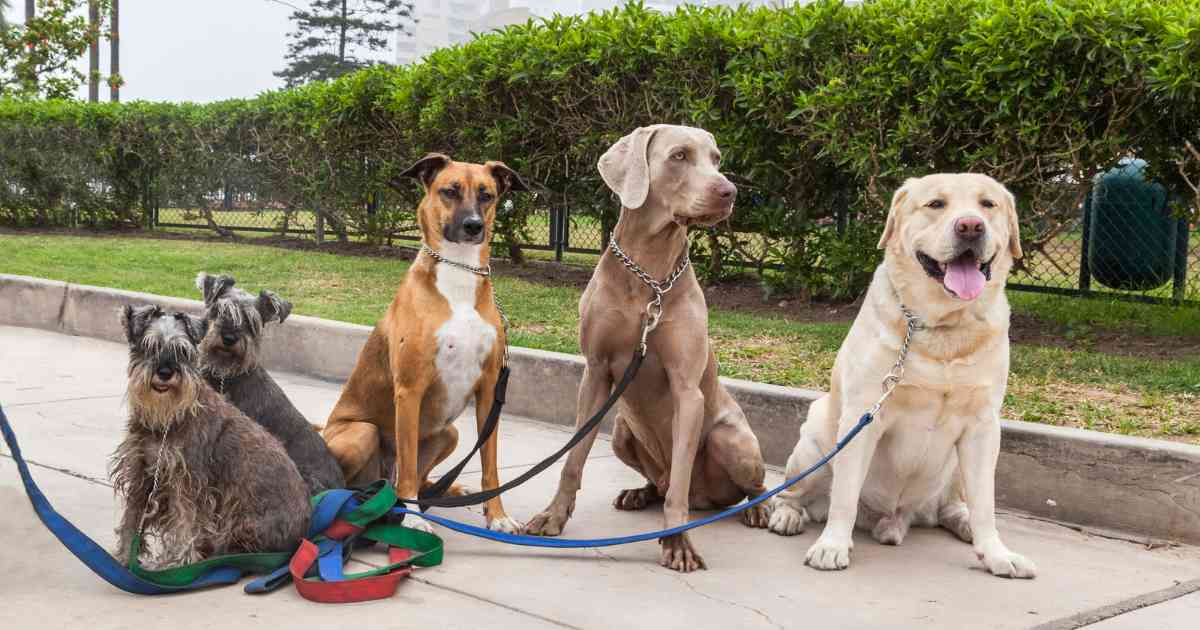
[87,0,99,102]
[109,0,119,101]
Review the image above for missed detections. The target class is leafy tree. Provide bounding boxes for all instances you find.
[0,0,110,99]
[274,0,413,88]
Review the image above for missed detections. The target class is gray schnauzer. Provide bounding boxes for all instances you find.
[110,304,310,567]
[195,272,345,495]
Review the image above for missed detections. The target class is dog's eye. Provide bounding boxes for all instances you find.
[712,153,721,166]
[671,151,686,161]
[925,199,945,209]
[440,187,459,200]
[980,199,996,209]
[478,190,494,204]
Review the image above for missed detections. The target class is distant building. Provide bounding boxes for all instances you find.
[395,0,794,66]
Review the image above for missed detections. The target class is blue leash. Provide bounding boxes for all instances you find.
[0,404,246,594]
[394,411,875,547]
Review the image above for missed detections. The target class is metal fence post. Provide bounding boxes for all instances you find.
[1173,216,1188,303]
[551,205,565,262]
[1078,191,1092,292]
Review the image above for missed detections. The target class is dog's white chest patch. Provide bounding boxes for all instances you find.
[433,244,497,420]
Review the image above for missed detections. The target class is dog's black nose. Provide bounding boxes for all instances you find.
[155,365,175,381]
[462,216,484,237]
[221,332,238,346]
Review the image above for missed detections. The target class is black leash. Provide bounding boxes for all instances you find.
[407,350,644,509]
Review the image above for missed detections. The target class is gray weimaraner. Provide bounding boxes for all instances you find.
[523,124,770,571]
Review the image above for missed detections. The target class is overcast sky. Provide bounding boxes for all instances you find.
[0,1,779,103]
[2,1,297,102]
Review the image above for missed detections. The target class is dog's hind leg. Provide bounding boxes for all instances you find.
[323,421,380,484]
[418,424,470,496]
[768,397,835,536]
[702,420,770,528]
[936,471,973,543]
[611,414,666,511]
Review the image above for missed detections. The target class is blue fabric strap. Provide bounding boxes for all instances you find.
[397,412,875,548]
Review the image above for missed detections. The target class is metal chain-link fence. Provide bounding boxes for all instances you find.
[151,169,1198,304]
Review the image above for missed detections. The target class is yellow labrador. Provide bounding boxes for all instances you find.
[767,173,1036,579]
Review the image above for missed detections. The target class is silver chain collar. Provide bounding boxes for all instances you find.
[420,242,510,365]
[867,303,924,418]
[608,233,691,353]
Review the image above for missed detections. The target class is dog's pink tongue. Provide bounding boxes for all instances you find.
[944,254,985,300]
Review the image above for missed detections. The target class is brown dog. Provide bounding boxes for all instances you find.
[523,125,770,571]
[322,153,528,534]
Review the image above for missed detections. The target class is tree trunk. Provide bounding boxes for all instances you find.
[23,0,35,90]
[87,1,99,102]
[109,0,119,102]
[338,0,348,65]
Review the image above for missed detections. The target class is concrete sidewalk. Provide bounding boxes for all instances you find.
[2,325,1198,630]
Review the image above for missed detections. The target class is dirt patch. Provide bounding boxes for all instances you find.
[1009,313,1200,360]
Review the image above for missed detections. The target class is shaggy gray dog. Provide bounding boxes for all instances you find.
[195,272,345,495]
[110,304,309,568]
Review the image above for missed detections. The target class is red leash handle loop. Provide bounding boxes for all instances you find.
[289,540,414,604]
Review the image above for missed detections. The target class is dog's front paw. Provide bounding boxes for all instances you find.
[523,509,569,536]
[740,501,771,529]
[659,533,706,572]
[767,499,807,536]
[979,548,1037,579]
[404,514,435,535]
[805,536,852,571]
[487,515,523,534]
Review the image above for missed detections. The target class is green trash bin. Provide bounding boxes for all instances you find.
[1083,159,1181,292]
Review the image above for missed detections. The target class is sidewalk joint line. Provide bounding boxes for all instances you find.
[1030,577,1200,630]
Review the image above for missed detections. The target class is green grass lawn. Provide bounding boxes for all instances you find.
[3,232,1198,443]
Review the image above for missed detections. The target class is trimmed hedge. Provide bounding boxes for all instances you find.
[2,0,1198,298]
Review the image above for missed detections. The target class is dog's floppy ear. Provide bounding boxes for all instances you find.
[485,160,530,195]
[1001,185,1023,260]
[393,153,451,191]
[256,290,293,324]
[877,179,914,250]
[121,304,161,344]
[195,272,236,308]
[598,126,661,210]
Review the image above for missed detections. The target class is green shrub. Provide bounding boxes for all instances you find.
[1,0,1197,298]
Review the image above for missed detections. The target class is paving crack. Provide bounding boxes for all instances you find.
[646,560,784,630]
[0,452,113,487]
[351,553,581,630]
[4,394,123,408]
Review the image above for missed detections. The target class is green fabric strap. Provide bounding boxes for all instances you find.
[127,536,293,587]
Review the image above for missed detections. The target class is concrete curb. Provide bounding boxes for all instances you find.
[2,273,1198,545]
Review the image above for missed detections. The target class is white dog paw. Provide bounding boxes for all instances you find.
[805,536,852,571]
[487,515,523,534]
[980,548,1037,579]
[404,514,435,535]
[767,500,807,536]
